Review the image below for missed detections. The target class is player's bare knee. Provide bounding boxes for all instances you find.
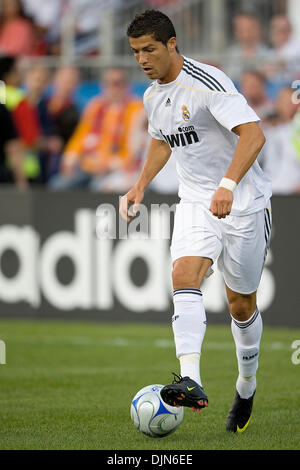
[229,297,256,322]
[172,263,199,290]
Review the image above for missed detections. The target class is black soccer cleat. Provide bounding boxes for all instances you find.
[160,373,208,411]
[226,390,256,433]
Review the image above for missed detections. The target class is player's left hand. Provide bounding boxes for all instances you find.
[209,187,233,219]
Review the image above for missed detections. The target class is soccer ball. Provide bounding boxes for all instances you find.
[130,384,184,437]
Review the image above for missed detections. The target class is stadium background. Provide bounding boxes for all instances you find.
[0,0,299,451]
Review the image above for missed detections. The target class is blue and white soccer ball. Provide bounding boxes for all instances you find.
[130,384,184,437]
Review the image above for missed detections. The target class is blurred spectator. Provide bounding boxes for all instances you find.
[49,67,146,191]
[260,87,300,194]
[270,15,300,64]
[264,15,300,80]
[0,0,38,56]
[46,66,81,178]
[47,66,80,145]
[239,70,275,127]
[225,12,270,81]
[21,0,61,50]
[0,56,41,181]
[69,0,120,56]
[24,65,50,129]
[22,0,118,56]
[71,0,103,55]
[274,87,300,124]
[24,64,65,182]
[0,103,27,188]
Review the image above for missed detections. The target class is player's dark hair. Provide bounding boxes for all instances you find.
[127,9,179,53]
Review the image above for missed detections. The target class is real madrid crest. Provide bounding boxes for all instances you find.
[182,105,191,122]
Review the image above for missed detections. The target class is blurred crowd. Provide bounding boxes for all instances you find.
[223,11,300,195]
[0,0,117,57]
[0,0,180,57]
[0,2,299,195]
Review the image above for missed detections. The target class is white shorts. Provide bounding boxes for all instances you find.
[170,201,272,294]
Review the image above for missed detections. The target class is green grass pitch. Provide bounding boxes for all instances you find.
[0,319,299,450]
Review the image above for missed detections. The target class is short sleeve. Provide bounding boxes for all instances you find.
[143,91,165,141]
[147,120,164,141]
[206,92,260,132]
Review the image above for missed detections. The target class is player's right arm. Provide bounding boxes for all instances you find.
[119,137,171,221]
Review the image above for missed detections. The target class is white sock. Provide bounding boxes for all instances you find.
[236,375,256,399]
[172,288,206,386]
[231,308,262,399]
[179,353,201,385]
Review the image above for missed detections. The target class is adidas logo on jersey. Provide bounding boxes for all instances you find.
[160,126,199,148]
[165,98,171,107]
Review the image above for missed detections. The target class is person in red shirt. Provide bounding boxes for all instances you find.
[0,0,38,56]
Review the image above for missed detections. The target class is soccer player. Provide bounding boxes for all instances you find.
[120,10,272,433]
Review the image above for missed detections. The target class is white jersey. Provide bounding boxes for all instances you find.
[143,56,272,216]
